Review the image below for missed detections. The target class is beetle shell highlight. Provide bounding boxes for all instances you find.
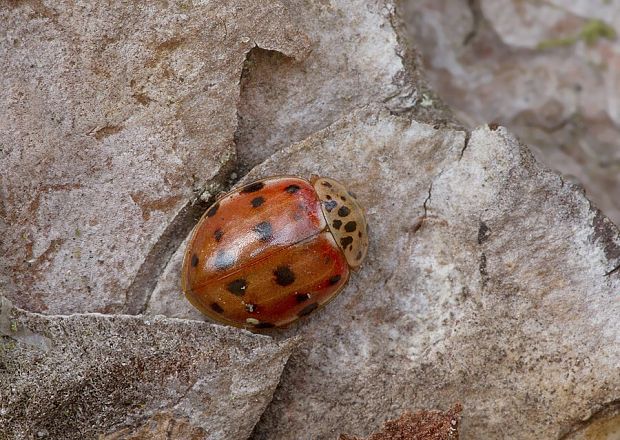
[181,176,368,330]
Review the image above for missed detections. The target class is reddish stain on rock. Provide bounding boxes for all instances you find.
[340,404,462,440]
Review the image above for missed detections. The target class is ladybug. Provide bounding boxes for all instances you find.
[181,175,368,330]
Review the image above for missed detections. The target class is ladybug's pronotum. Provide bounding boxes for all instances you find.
[181,176,368,330]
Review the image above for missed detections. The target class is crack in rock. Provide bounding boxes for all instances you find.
[127,166,235,315]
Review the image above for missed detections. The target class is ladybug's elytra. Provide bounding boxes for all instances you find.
[181,175,368,330]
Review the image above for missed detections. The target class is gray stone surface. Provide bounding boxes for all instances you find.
[148,0,438,316]
[146,235,204,320]
[0,295,297,440]
[400,0,620,227]
[0,0,309,315]
[244,106,619,439]
[150,104,620,439]
[234,0,425,171]
[2,0,620,439]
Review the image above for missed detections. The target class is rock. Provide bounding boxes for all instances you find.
[547,0,620,26]
[480,0,584,49]
[0,0,310,315]
[237,105,619,439]
[147,0,447,316]
[145,235,204,320]
[3,1,620,439]
[339,404,461,440]
[234,0,415,174]
[399,0,620,227]
[0,295,297,440]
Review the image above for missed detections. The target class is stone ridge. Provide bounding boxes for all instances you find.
[246,105,620,439]
[0,296,298,440]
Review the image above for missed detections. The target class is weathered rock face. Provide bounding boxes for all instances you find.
[147,0,432,316]
[235,0,416,174]
[0,0,427,318]
[149,104,620,439]
[564,409,620,440]
[0,296,297,440]
[244,106,619,439]
[2,0,620,439]
[0,0,309,315]
[400,0,620,227]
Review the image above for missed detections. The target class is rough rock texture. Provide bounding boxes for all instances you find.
[151,104,620,439]
[400,0,620,226]
[340,405,461,440]
[0,0,309,315]
[148,0,450,315]
[3,0,620,439]
[245,106,619,439]
[146,235,205,320]
[233,0,463,176]
[0,295,297,440]
[235,0,406,173]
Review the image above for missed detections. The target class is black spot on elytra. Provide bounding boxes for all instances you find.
[299,302,318,317]
[274,265,295,286]
[295,293,311,303]
[344,221,357,232]
[338,206,351,217]
[227,278,247,296]
[255,322,275,329]
[340,236,353,249]
[210,302,224,313]
[241,181,265,193]
[328,274,341,285]
[253,221,273,242]
[214,229,224,242]
[326,195,332,200]
[332,219,342,230]
[285,184,300,194]
[321,181,332,188]
[213,251,236,270]
[340,195,347,202]
[324,200,337,212]
[206,202,219,217]
[358,231,362,238]
[251,196,265,208]
[191,254,199,267]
